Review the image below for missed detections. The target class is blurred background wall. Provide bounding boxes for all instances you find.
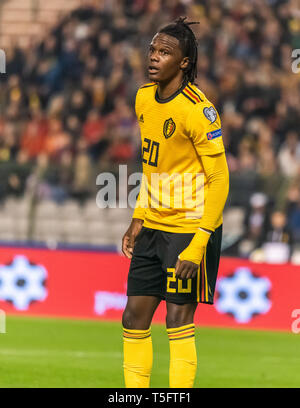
[0,0,299,264]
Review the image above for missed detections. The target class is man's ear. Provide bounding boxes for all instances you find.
[180,56,189,71]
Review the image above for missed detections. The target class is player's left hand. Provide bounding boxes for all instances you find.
[175,258,199,280]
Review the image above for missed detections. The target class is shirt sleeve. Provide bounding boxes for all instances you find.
[186,102,225,156]
[135,88,141,119]
[198,152,229,231]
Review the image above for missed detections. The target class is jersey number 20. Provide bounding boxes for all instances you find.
[142,138,160,167]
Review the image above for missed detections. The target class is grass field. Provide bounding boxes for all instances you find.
[0,316,299,388]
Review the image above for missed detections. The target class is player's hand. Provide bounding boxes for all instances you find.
[175,258,199,280]
[122,218,144,259]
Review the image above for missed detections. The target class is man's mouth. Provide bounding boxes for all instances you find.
[148,66,159,74]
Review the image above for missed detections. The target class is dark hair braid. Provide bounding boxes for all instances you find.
[159,16,199,84]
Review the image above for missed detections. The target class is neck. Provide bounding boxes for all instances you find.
[157,75,186,99]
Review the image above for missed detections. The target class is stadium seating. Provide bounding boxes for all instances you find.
[0,0,298,264]
[0,0,82,49]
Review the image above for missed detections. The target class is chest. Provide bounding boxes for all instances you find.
[138,104,196,171]
[140,102,189,144]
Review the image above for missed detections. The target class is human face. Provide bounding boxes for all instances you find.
[148,33,188,83]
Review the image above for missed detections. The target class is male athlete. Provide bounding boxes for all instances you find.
[122,17,229,388]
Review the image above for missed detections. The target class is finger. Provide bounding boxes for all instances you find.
[123,247,132,259]
[188,263,199,279]
[122,237,133,259]
[175,260,184,277]
[185,269,192,280]
[128,237,136,255]
[122,236,128,257]
[185,269,195,280]
[177,261,192,279]
[177,264,188,280]
[125,249,133,259]
[127,238,134,253]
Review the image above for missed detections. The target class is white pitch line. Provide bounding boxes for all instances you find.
[0,349,122,358]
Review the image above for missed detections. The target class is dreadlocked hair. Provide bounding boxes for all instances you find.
[159,16,199,84]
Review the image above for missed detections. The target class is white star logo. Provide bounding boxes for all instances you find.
[215,267,272,323]
[0,255,48,310]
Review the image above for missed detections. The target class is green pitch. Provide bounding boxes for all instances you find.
[0,316,299,388]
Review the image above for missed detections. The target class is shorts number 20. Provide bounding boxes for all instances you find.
[167,268,192,293]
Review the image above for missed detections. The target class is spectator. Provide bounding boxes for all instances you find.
[20,109,48,159]
[261,210,293,248]
[83,109,107,146]
[278,130,300,179]
[258,210,294,264]
[67,90,90,123]
[286,184,300,243]
[43,118,71,159]
[72,142,93,202]
[0,0,298,253]
[238,193,269,258]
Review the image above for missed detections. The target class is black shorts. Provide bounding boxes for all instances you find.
[126,225,222,304]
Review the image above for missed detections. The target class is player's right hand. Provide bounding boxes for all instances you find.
[122,218,144,259]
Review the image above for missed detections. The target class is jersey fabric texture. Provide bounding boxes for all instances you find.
[133,80,225,233]
[127,225,222,304]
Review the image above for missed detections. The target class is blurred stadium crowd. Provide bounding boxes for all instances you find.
[0,0,299,261]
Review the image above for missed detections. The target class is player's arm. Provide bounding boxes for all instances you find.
[122,179,146,259]
[175,102,229,278]
[122,218,143,259]
[122,88,145,259]
[177,152,229,269]
[132,186,145,221]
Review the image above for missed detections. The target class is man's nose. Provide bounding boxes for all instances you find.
[150,51,159,62]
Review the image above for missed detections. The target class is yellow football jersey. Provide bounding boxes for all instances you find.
[133,80,225,233]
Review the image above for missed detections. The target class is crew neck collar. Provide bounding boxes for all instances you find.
[155,79,188,104]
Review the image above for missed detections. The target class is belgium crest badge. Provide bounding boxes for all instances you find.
[163,118,176,139]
